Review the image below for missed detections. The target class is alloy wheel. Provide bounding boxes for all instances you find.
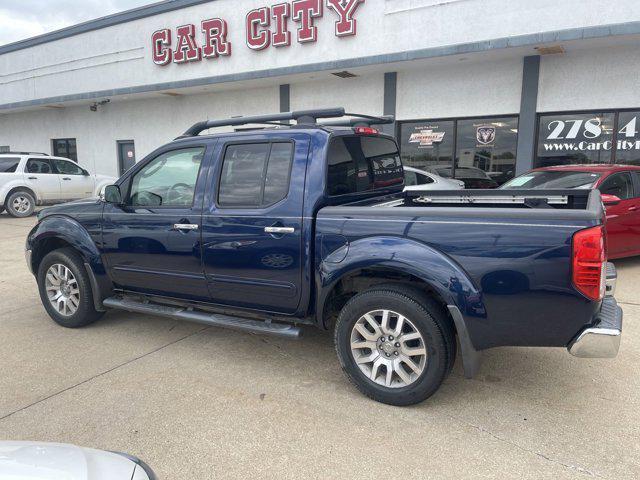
[350,309,428,388]
[45,264,80,317]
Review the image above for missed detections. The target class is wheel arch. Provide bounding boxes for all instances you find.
[4,185,38,205]
[316,236,486,377]
[27,215,112,308]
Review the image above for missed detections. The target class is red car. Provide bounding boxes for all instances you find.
[501,164,640,259]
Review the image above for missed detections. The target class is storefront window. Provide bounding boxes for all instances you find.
[536,113,615,167]
[398,121,454,170]
[455,117,518,186]
[614,111,640,165]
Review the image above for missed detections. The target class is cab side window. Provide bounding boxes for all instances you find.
[218,142,294,208]
[128,147,204,207]
[25,159,53,174]
[599,172,634,200]
[52,159,84,175]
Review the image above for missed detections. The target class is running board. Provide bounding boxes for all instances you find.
[102,297,302,339]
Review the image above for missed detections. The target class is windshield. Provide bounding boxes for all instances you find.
[500,171,601,190]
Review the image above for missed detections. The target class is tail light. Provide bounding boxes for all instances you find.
[572,226,606,301]
[354,127,379,135]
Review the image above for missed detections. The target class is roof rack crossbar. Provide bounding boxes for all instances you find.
[182,107,346,137]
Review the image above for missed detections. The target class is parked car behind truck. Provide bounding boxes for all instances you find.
[26,109,622,406]
[501,164,640,259]
[0,152,116,217]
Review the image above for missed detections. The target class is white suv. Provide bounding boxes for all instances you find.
[0,152,117,217]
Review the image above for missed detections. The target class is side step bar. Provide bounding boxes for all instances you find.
[103,297,302,339]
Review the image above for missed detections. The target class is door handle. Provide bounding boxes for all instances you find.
[28,177,37,180]
[629,206,638,212]
[62,177,71,181]
[173,223,199,231]
[265,226,295,234]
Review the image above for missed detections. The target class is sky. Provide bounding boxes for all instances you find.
[0,0,154,46]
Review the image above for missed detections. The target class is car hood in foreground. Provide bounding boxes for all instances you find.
[0,442,141,480]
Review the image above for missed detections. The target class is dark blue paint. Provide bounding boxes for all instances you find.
[26,127,603,352]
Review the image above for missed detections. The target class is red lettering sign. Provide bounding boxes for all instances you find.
[153,0,366,66]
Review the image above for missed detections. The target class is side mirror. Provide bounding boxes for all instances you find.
[104,185,122,204]
[601,194,621,206]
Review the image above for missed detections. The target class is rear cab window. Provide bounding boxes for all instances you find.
[0,157,20,173]
[327,135,403,196]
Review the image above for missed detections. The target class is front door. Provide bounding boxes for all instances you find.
[51,158,94,199]
[201,136,308,314]
[118,141,136,176]
[24,158,61,202]
[599,172,636,258]
[102,145,210,300]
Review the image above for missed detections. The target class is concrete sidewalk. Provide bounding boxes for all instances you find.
[1,213,638,479]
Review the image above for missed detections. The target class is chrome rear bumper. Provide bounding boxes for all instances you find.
[568,263,622,359]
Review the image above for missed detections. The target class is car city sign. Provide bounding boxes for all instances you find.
[152,0,366,66]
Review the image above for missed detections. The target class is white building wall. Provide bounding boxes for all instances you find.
[396,57,523,120]
[0,85,279,177]
[2,0,640,107]
[290,74,384,115]
[538,44,640,112]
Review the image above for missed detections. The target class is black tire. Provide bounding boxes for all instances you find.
[37,248,104,328]
[6,190,35,217]
[334,285,455,406]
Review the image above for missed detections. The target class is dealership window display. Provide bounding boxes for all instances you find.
[536,110,640,167]
[398,117,518,185]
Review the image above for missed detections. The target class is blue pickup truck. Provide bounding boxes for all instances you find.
[26,108,622,406]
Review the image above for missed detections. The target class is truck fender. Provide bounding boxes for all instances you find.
[317,236,486,377]
[27,215,112,310]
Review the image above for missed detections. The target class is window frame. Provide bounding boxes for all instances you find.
[325,134,404,198]
[598,172,635,200]
[25,158,54,175]
[396,114,520,181]
[124,145,207,209]
[51,138,78,162]
[216,139,295,210]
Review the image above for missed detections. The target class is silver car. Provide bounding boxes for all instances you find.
[403,166,465,191]
[0,441,156,480]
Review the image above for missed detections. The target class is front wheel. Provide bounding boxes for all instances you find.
[37,248,104,328]
[334,286,455,406]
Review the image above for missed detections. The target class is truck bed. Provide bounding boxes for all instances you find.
[316,189,605,351]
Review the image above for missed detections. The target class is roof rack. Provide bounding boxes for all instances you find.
[180,108,395,137]
[1,151,49,156]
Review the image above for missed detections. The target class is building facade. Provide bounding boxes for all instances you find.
[1,0,640,184]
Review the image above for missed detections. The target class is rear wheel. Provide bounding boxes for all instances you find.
[37,248,104,328]
[6,190,35,217]
[334,286,455,406]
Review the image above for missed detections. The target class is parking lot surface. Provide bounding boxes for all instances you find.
[1,213,639,479]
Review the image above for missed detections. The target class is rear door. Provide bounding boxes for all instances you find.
[24,158,61,202]
[201,135,309,314]
[598,171,636,257]
[51,158,94,199]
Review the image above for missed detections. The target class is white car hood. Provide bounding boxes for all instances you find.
[0,442,137,480]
